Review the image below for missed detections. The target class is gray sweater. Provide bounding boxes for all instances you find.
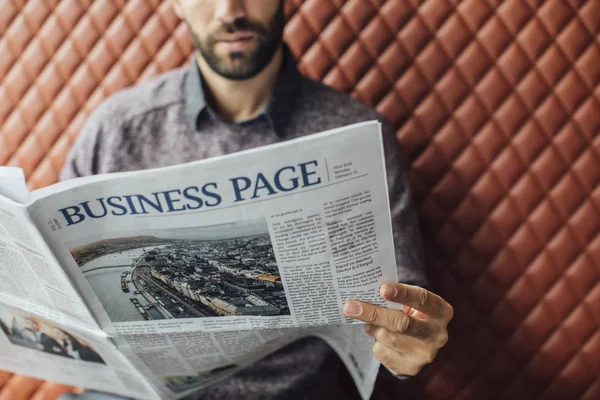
[60,51,428,400]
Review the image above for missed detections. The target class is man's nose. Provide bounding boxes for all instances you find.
[214,0,247,24]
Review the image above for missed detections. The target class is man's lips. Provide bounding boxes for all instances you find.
[214,32,256,52]
[215,32,255,43]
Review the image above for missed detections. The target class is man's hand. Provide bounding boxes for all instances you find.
[343,283,453,376]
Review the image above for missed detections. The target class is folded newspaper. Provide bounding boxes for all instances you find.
[0,121,401,399]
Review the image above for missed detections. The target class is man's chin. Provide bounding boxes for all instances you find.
[215,47,256,61]
[214,58,259,79]
[200,45,276,80]
[216,67,259,81]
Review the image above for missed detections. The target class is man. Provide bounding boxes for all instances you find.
[0,318,9,336]
[61,0,453,398]
[20,318,71,358]
[59,329,106,364]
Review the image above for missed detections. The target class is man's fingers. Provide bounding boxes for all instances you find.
[344,301,434,339]
[365,324,417,350]
[365,324,448,350]
[380,283,453,321]
[371,340,431,376]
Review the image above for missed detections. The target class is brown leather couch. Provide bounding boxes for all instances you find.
[1,1,599,399]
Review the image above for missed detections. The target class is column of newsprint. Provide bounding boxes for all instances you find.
[0,195,94,326]
[269,188,396,327]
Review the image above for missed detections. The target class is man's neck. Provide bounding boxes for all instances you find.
[196,47,284,123]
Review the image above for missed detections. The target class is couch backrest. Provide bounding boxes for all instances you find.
[1,1,599,399]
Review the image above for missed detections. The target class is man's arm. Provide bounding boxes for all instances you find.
[59,118,103,181]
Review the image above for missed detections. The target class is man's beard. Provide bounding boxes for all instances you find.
[188,4,285,80]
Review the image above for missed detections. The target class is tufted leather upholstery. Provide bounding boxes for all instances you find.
[1,1,599,399]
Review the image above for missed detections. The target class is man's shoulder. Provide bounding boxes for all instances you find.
[89,66,188,125]
[298,77,388,125]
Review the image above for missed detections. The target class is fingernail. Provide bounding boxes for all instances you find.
[380,284,397,298]
[364,324,372,333]
[344,301,362,316]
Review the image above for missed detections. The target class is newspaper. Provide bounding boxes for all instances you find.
[0,121,398,399]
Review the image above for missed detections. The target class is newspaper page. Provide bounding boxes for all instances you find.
[0,167,28,203]
[28,121,400,337]
[0,193,157,398]
[317,325,380,400]
[0,121,390,399]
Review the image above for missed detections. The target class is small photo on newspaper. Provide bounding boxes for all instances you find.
[67,219,289,323]
[0,303,105,364]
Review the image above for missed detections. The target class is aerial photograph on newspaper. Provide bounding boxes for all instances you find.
[66,219,290,323]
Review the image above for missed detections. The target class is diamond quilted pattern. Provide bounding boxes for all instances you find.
[1,1,599,399]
